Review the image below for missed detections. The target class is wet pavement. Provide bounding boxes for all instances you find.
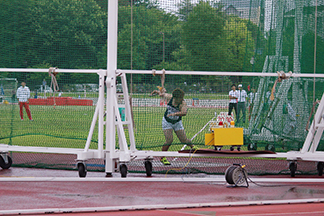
[1,167,324,215]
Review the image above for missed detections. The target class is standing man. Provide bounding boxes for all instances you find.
[228,84,238,121]
[17,82,33,121]
[237,84,248,124]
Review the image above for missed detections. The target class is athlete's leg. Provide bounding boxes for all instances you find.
[162,129,173,151]
[174,129,198,150]
[161,129,173,165]
[175,129,191,144]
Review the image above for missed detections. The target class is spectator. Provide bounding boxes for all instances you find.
[17,82,33,121]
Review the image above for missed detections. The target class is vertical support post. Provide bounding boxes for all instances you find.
[120,73,136,151]
[98,70,105,157]
[105,0,118,174]
[84,70,105,154]
[301,93,324,153]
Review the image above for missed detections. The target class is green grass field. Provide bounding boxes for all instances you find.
[0,103,224,151]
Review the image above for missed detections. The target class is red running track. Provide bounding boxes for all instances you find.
[1,168,324,215]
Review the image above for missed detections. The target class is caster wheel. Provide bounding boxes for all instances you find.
[265,144,275,152]
[144,160,153,177]
[230,146,234,151]
[289,162,297,177]
[77,162,87,178]
[0,155,12,169]
[120,164,128,178]
[247,143,257,151]
[317,162,324,176]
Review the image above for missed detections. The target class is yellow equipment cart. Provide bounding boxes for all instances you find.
[205,127,243,151]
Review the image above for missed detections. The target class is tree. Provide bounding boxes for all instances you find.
[177,0,194,21]
[223,17,255,72]
[0,0,36,68]
[29,0,106,70]
[181,2,226,72]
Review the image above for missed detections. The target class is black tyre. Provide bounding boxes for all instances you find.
[289,162,296,177]
[144,160,153,177]
[120,164,128,178]
[265,144,275,152]
[0,155,12,169]
[77,162,87,178]
[247,143,257,151]
[317,162,324,176]
[225,166,237,184]
[230,146,234,151]
[237,147,241,151]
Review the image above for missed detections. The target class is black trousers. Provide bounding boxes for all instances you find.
[237,102,246,123]
[228,103,237,118]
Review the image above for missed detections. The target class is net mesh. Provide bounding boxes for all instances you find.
[1,0,324,175]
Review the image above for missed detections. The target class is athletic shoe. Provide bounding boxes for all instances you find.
[160,157,171,165]
[192,146,199,151]
[30,119,34,121]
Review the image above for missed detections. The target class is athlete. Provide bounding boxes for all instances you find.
[17,82,33,121]
[159,88,198,165]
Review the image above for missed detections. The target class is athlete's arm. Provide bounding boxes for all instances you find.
[160,92,172,101]
[168,100,188,117]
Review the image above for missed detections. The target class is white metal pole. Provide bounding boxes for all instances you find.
[105,0,118,173]
[97,70,105,157]
[117,70,324,78]
[84,102,99,152]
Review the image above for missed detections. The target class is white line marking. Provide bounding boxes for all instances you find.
[0,198,323,215]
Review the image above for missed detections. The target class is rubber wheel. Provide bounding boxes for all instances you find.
[0,155,12,169]
[225,166,237,184]
[120,164,128,178]
[237,147,241,151]
[77,162,87,178]
[289,162,297,177]
[265,144,275,152]
[215,146,222,151]
[144,160,153,177]
[230,146,234,151]
[247,143,257,151]
[317,162,324,176]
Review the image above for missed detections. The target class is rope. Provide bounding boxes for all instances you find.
[48,67,59,108]
[165,148,198,177]
[48,67,59,93]
[270,71,292,101]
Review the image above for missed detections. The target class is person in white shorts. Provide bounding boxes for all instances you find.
[159,88,198,165]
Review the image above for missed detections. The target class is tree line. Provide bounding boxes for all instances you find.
[0,0,322,91]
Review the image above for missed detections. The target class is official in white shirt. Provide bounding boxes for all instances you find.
[237,84,247,124]
[16,82,33,121]
[228,84,238,119]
